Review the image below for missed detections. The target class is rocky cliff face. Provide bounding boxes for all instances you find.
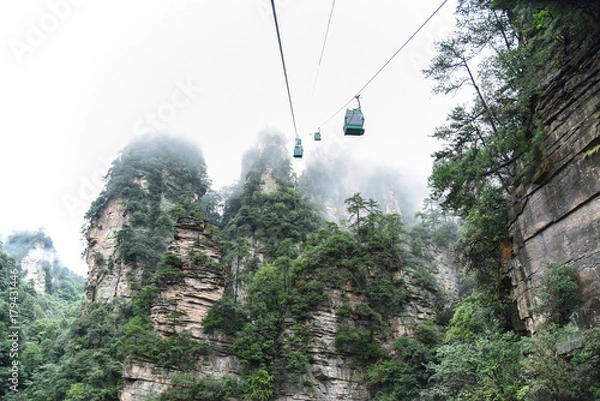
[118,250,449,400]
[84,197,134,303]
[82,195,236,400]
[120,217,238,401]
[83,199,455,401]
[431,247,460,295]
[275,279,438,401]
[19,241,55,293]
[82,141,459,400]
[507,37,600,333]
[4,231,81,295]
[149,217,224,337]
[124,217,442,399]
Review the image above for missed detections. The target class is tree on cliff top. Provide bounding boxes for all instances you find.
[422,2,600,398]
[85,135,212,222]
[20,136,218,401]
[220,130,321,256]
[84,135,217,271]
[3,231,84,296]
[426,0,600,292]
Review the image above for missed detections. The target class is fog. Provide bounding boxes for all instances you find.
[0,0,460,276]
[298,138,428,224]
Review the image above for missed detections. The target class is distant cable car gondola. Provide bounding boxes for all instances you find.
[314,130,322,141]
[293,138,303,158]
[343,95,365,136]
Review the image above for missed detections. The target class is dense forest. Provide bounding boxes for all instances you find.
[1,0,599,400]
[0,232,85,400]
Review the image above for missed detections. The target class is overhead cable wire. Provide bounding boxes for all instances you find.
[270,0,299,139]
[318,0,449,128]
[311,0,336,97]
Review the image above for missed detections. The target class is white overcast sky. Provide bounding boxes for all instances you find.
[0,0,461,276]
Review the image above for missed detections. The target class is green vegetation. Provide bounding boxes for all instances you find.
[8,130,592,401]
[156,132,445,400]
[86,136,212,223]
[154,374,239,401]
[367,321,443,400]
[3,1,600,399]
[335,326,382,363]
[0,137,219,400]
[3,231,84,296]
[520,325,600,400]
[425,0,599,294]
[426,330,524,400]
[417,1,600,400]
[0,240,85,401]
[220,132,321,259]
[195,168,445,400]
[536,263,582,326]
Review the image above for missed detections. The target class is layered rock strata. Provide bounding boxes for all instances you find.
[84,198,134,303]
[507,37,600,333]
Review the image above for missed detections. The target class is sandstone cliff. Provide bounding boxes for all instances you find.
[81,133,460,401]
[507,36,600,333]
[112,167,456,401]
[19,241,55,293]
[85,197,132,303]
[3,231,82,295]
[119,246,446,401]
[120,217,238,401]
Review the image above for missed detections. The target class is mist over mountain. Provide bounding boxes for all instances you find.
[299,145,422,224]
[222,129,421,227]
[1,1,599,400]
[3,230,84,296]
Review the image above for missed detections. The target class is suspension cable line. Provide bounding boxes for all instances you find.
[311,0,336,97]
[318,0,449,129]
[270,0,299,139]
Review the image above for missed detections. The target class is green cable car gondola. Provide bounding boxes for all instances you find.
[343,95,365,136]
[314,130,322,141]
[293,138,303,158]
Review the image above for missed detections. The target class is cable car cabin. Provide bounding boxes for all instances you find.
[314,131,322,141]
[344,108,365,136]
[293,138,303,158]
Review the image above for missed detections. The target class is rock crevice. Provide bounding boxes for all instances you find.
[507,36,600,333]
